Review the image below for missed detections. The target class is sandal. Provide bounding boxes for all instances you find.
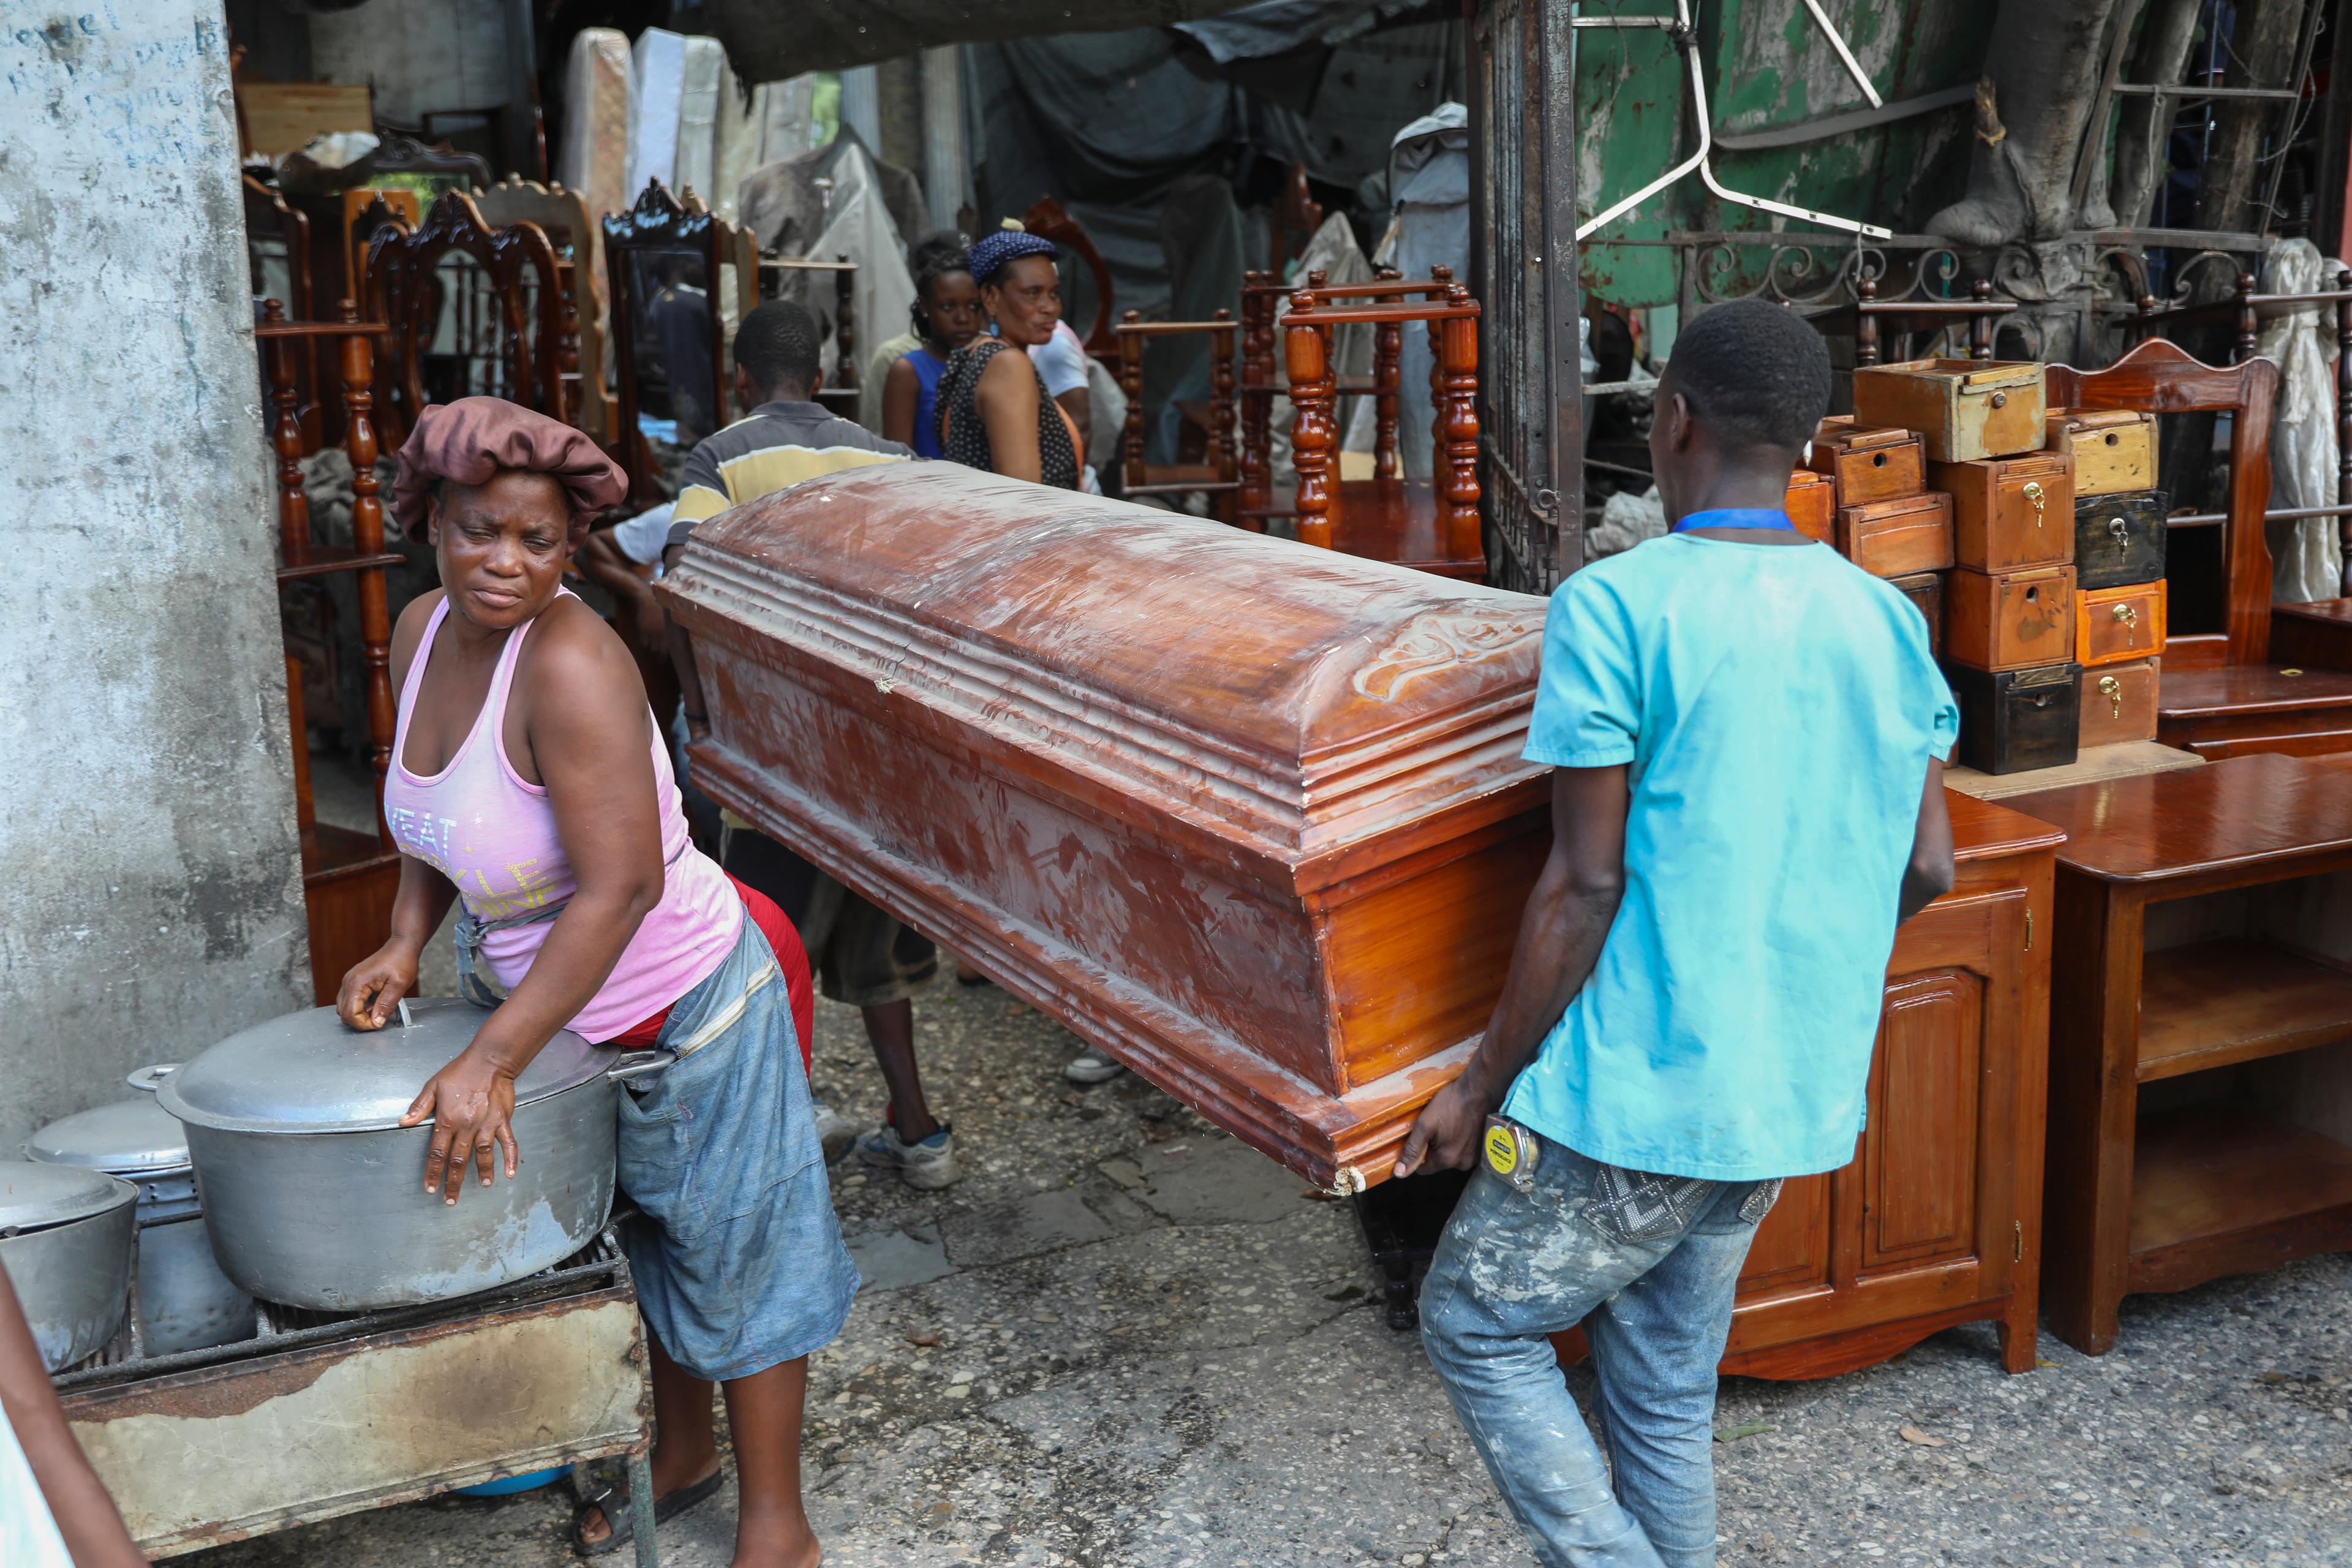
[570,1467,725,1557]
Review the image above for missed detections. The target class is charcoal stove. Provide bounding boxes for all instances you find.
[50,1225,657,1563]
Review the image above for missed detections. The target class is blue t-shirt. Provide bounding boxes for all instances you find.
[1502,531,1959,1182]
[901,347,950,459]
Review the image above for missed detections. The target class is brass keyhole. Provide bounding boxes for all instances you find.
[2023,480,2046,527]
[2113,601,2139,642]
[2109,516,2129,546]
[2099,674,2122,718]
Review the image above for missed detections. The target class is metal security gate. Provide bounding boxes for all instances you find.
[1469,0,1582,594]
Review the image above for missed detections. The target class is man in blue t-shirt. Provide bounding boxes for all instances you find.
[1395,300,1959,1568]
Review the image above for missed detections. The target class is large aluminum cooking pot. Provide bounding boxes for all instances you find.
[159,999,660,1312]
[0,1163,137,1371]
[27,1065,256,1353]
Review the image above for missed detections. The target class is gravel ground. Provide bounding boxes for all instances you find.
[182,892,2352,1567]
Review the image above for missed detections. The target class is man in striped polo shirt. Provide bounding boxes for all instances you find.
[663,300,961,1189]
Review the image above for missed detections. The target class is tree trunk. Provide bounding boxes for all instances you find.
[2107,0,2206,229]
[2202,0,2310,236]
[1928,0,2134,246]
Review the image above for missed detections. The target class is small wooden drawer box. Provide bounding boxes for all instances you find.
[2075,579,2166,668]
[1945,563,2077,671]
[2071,489,2168,590]
[1852,358,2048,463]
[1784,469,1836,543]
[2078,656,2159,747]
[2046,408,2158,496]
[1932,450,2075,573]
[1806,425,1926,507]
[1887,571,1943,656]
[1949,662,2081,775]
[1839,491,1953,578]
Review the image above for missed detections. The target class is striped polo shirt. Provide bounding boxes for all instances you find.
[663,399,912,555]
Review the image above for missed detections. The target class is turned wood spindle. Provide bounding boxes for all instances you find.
[338,299,396,823]
[1285,296,1338,549]
[264,299,312,562]
[2234,271,2258,366]
[834,258,857,391]
[1970,279,1996,361]
[1854,274,1880,368]
[554,256,582,427]
[1373,309,1402,482]
[1440,286,1483,565]
[1209,309,1237,521]
[1238,271,1273,531]
[1118,309,1148,492]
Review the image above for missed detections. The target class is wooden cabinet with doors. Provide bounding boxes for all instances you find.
[1721,793,2059,1378]
[1556,793,2060,1379]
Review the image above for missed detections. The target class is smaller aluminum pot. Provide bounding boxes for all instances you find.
[160,1000,665,1313]
[27,1065,255,1354]
[0,1163,137,1371]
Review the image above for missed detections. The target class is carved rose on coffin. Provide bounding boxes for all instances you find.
[1353,611,1542,703]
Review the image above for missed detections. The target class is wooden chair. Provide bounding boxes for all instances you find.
[364,190,566,448]
[1115,309,1238,519]
[475,175,613,440]
[1806,277,2019,366]
[2046,337,2352,758]
[243,177,319,450]
[603,178,729,502]
[1284,285,1484,581]
[1237,266,1450,532]
[1020,196,1116,355]
[258,300,405,1005]
[758,255,859,421]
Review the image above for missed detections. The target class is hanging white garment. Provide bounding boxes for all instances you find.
[0,1400,73,1568]
[802,144,917,399]
[2255,238,2345,603]
[627,29,688,198]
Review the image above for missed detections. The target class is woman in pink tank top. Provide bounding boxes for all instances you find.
[337,399,851,1566]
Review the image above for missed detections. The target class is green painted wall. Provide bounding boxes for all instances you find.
[1574,1,1995,307]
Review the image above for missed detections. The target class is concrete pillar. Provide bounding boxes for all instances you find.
[839,64,882,154]
[0,0,309,1147]
[921,46,969,235]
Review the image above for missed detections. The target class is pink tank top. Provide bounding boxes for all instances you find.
[383,592,742,1042]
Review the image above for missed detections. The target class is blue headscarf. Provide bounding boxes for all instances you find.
[968,229,1059,287]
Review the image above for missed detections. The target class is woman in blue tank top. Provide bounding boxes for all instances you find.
[881,249,980,458]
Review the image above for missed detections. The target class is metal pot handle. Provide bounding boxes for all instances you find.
[605,1050,676,1083]
[126,1064,180,1094]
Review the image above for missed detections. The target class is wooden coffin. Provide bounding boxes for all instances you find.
[1838,491,1954,578]
[2046,407,2157,496]
[2075,579,2166,668]
[1931,450,2073,573]
[1784,469,1836,543]
[1946,564,2077,672]
[2079,657,2159,747]
[1805,424,1925,507]
[1852,358,2047,463]
[2071,489,2168,590]
[657,465,1551,1190]
[1949,662,2081,775]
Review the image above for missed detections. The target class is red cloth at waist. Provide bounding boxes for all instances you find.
[605,875,814,1073]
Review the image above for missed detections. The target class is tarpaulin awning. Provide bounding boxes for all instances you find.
[702,0,1261,85]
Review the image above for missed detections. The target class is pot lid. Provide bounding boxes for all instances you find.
[158,1000,607,1136]
[27,1091,190,1177]
[0,1162,138,1235]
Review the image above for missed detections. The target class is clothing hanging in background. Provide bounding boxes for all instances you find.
[559,29,632,224]
[2255,238,2345,605]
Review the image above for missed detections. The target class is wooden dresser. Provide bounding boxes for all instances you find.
[2007,753,2352,1354]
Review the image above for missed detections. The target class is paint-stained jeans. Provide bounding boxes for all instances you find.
[1419,1130,1780,1568]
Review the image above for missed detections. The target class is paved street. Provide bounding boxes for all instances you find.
[189,972,2352,1567]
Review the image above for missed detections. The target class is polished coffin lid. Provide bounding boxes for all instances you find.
[27,1076,190,1177]
[160,999,605,1136]
[0,1161,138,1234]
[660,464,1550,889]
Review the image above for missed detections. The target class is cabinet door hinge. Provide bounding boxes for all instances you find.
[2023,909,2033,951]
[2014,1219,2024,1262]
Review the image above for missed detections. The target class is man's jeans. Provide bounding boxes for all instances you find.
[1419,1131,1779,1568]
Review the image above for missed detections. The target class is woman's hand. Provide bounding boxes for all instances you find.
[400,1049,521,1205]
[339,937,423,1031]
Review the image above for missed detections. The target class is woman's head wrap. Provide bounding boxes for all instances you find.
[967,228,1059,287]
[390,397,627,546]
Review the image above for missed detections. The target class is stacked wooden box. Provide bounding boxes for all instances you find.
[1836,359,2168,775]
[1794,417,1947,650]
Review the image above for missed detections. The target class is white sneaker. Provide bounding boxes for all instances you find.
[856,1121,961,1189]
[1065,1046,1126,1085]
[812,1100,858,1166]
